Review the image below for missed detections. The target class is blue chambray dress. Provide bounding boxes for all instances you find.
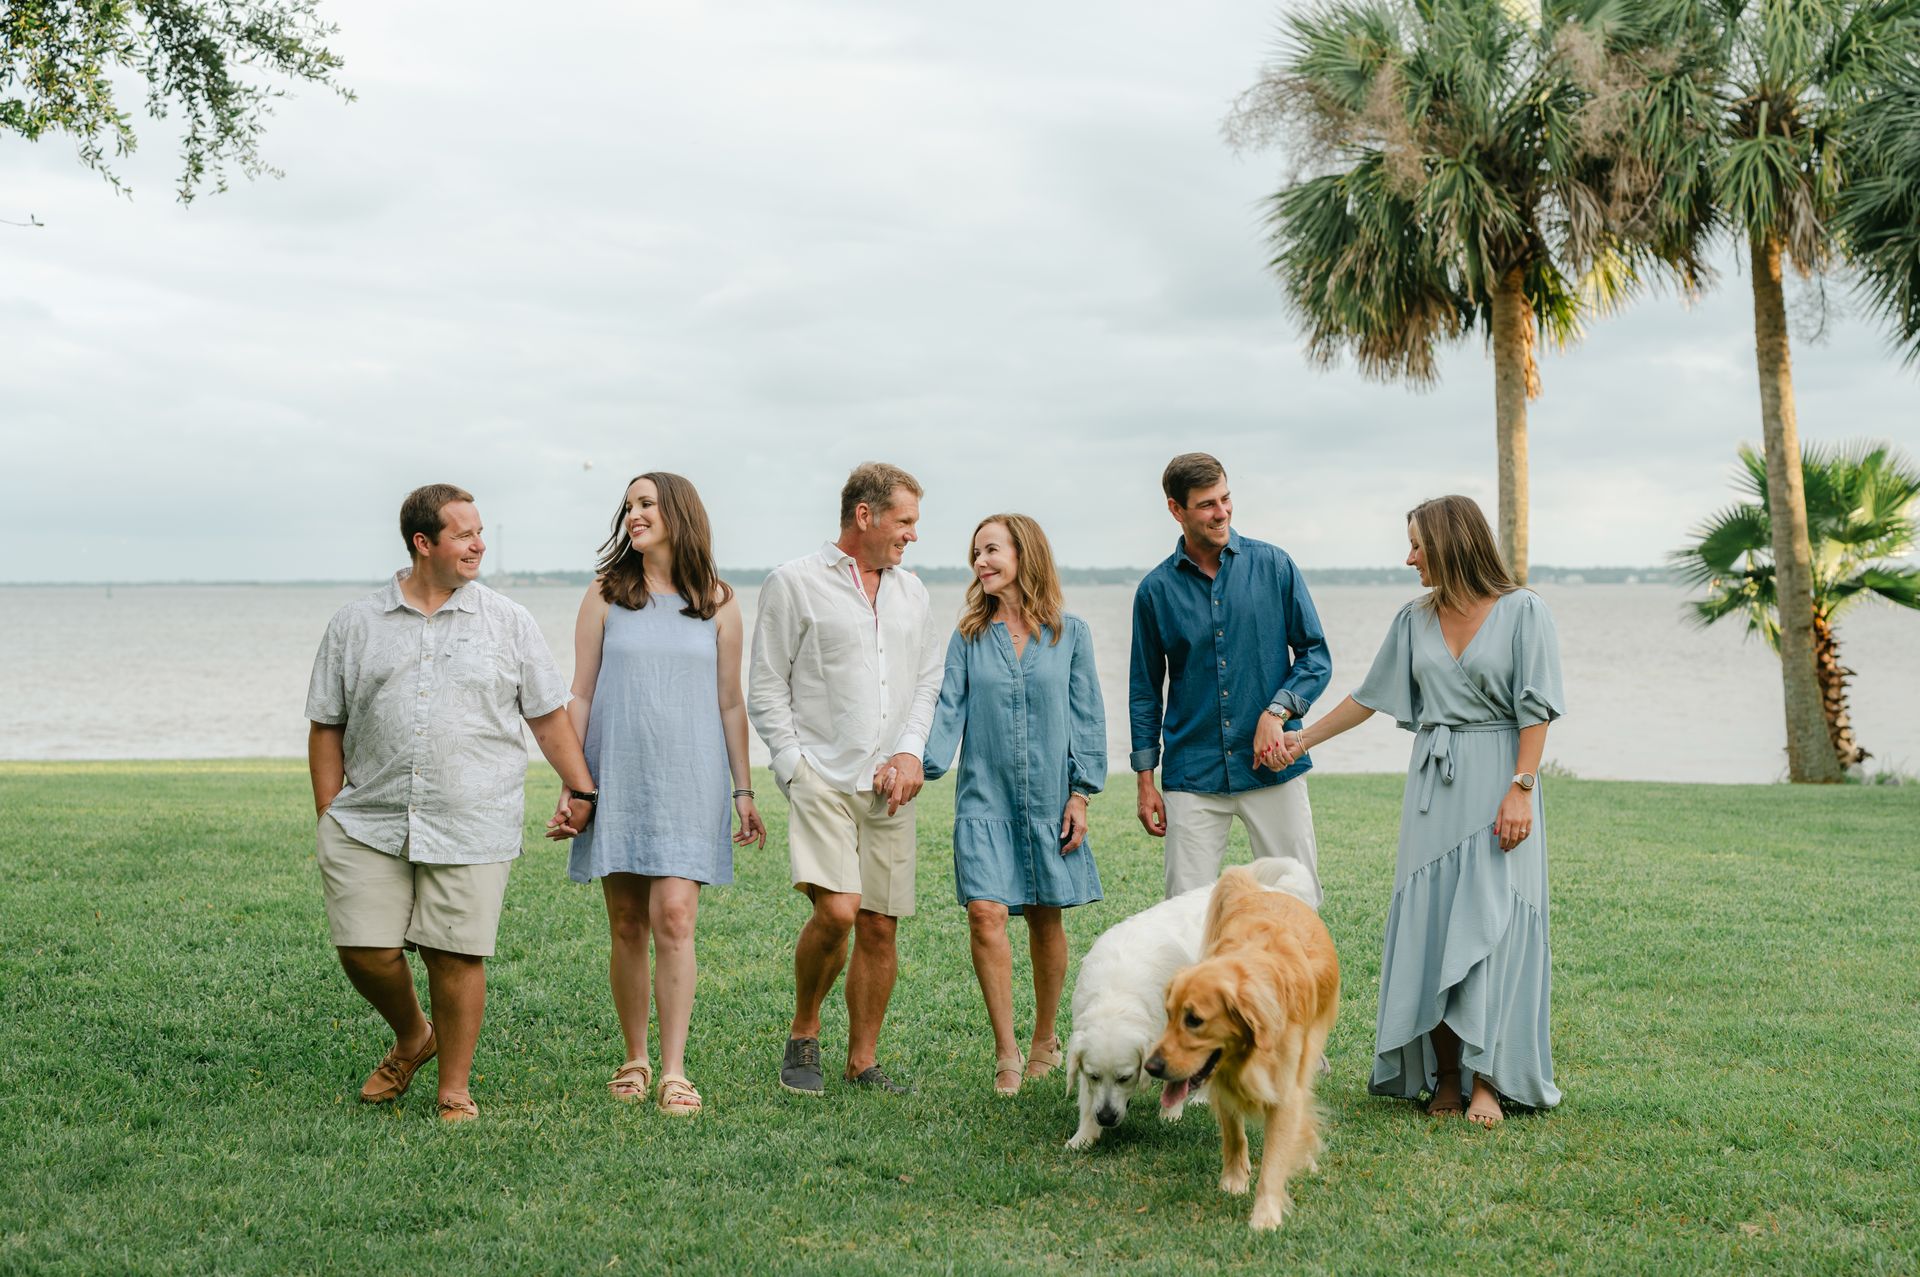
[568,594,732,886]
[922,614,1106,914]
[1353,589,1565,1109]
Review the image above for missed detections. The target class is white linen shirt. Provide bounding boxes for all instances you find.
[304,571,571,864]
[748,542,945,795]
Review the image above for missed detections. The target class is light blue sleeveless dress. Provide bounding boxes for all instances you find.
[1352,589,1564,1109]
[568,593,732,885]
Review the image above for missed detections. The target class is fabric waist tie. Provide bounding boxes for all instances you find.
[1413,721,1520,814]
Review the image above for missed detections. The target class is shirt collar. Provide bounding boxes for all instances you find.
[1174,527,1241,571]
[820,539,897,580]
[385,566,481,614]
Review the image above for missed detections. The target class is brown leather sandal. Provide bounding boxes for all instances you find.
[358,1022,437,1104]
[608,1058,653,1103]
[656,1073,703,1116]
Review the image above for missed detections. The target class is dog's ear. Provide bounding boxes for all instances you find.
[1065,1033,1083,1092]
[1223,962,1286,1052]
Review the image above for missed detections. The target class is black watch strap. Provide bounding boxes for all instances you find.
[573,789,599,805]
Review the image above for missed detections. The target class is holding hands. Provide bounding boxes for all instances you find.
[872,752,926,816]
[545,787,597,840]
[1255,722,1308,771]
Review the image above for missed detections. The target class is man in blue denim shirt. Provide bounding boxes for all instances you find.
[1130,453,1331,901]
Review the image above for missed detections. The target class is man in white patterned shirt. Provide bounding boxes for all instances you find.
[306,483,598,1123]
[749,462,944,1096]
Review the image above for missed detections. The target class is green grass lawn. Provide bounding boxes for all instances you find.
[1,762,1916,1276]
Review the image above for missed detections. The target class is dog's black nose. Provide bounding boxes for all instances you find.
[1144,1054,1166,1079]
[1096,1108,1120,1127]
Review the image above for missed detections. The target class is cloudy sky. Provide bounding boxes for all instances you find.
[3,0,1915,584]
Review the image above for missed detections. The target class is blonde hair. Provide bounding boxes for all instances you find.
[1408,495,1518,614]
[957,514,1065,644]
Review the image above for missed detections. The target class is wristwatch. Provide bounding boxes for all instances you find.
[1511,773,1536,792]
[572,789,599,806]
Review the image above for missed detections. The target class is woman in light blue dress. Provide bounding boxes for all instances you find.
[923,514,1106,1097]
[556,471,767,1117]
[1272,496,1563,1126]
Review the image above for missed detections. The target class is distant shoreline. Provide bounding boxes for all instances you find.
[4,564,1677,588]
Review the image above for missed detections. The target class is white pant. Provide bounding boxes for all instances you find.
[1163,780,1319,904]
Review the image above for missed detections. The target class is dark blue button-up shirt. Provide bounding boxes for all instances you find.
[1129,529,1331,793]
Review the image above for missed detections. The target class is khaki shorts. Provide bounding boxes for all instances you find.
[315,813,513,957]
[786,756,917,918]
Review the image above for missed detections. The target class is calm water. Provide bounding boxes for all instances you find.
[4,580,1915,783]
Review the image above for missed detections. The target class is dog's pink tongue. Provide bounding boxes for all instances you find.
[1160,1078,1191,1110]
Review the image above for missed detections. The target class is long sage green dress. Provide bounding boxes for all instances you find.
[1352,589,1565,1110]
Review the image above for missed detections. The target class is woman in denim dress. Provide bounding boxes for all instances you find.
[923,514,1106,1096]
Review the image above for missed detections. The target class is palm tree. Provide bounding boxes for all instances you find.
[1226,0,1707,584]
[1647,0,1920,780]
[1672,441,1920,771]
[1839,57,1920,364]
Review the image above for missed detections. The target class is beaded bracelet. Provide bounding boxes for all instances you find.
[732,788,754,799]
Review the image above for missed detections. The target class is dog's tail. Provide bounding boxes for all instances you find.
[1247,856,1318,906]
[1203,865,1263,943]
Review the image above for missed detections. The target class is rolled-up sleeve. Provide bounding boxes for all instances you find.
[1269,557,1331,721]
[305,612,349,725]
[920,629,968,782]
[748,570,805,787]
[1127,584,1166,774]
[1067,618,1107,795]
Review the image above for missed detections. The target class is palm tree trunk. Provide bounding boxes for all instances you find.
[1811,606,1866,770]
[1749,233,1842,782]
[1491,265,1531,585]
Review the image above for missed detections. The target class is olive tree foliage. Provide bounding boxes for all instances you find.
[1,0,351,203]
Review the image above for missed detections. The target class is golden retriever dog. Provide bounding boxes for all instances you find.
[1145,865,1339,1231]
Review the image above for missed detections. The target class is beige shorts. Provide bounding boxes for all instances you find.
[786,756,917,918]
[315,813,513,957]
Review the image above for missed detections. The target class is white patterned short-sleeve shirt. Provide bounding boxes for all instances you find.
[305,571,571,864]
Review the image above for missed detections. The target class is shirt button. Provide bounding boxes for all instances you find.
[1215,630,1223,638]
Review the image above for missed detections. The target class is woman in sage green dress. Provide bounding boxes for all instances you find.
[1268,495,1563,1127]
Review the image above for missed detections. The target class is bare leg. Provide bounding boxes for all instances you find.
[1428,1021,1464,1117]
[418,946,486,1102]
[602,875,653,1066]
[791,888,858,1039]
[648,877,701,1080]
[336,946,432,1058]
[967,901,1020,1091]
[844,908,898,1077]
[1025,905,1067,1052]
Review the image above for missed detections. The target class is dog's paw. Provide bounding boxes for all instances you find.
[1219,1164,1252,1195]
[1249,1193,1292,1231]
[1064,1129,1099,1151]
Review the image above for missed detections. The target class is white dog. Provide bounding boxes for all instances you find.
[1065,857,1318,1150]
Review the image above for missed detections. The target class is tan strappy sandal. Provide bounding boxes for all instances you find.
[656,1073,703,1116]
[1025,1037,1064,1082]
[994,1054,1025,1097]
[608,1058,653,1103]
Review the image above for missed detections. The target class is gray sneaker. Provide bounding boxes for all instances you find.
[849,1064,911,1095]
[780,1037,824,1096]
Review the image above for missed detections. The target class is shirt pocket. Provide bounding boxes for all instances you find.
[445,633,504,693]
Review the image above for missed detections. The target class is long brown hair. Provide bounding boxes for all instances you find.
[1408,495,1518,615]
[595,472,732,620]
[957,514,1065,644]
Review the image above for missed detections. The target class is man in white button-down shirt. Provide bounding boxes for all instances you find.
[750,463,944,1096]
